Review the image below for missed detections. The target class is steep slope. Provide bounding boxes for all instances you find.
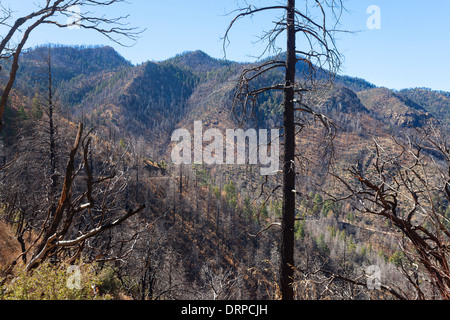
[399,87,450,126]
[8,47,203,152]
[357,87,433,127]
[117,61,200,132]
[0,220,22,271]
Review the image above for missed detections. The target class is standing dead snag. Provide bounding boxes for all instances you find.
[0,0,143,132]
[224,0,344,300]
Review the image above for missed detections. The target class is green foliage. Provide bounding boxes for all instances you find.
[300,199,308,208]
[444,205,450,216]
[119,138,126,149]
[269,199,282,219]
[338,229,346,242]
[346,234,357,253]
[157,160,167,170]
[360,246,367,258]
[295,220,306,240]
[224,180,238,210]
[313,193,323,205]
[6,44,449,300]
[322,199,335,217]
[0,262,110,300]
[213,185,221,200]
[445,206,450,229]
[17,105,28,121]
[165,50,229,77]
[315,234,329,254]
[338,75,376,92]
[196,166,211,186]
[120,61,199,130]
[97,266,122,298]
[327,225,337,238]
[346,211,355,222]
[243,196,252,218]
[378,249,388,262]
[31,94,43,120]
[260,204,269,219]
[274,201,282,219]
[389,251,406,267]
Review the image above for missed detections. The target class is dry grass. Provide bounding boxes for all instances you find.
[0,220,21,272]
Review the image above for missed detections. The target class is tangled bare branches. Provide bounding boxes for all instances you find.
[1,123,146,278]
[223,0,345,126]
[332,126,450,299]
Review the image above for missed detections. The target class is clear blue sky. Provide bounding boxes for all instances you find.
[5,0,450,91]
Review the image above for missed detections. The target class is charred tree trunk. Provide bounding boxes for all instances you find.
[224,0,343,300]
[280,0,297,301]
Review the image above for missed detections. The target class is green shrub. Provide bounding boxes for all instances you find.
[97,266,122,298]
[0,262,111,300]
[294,221,306,240]
[389,251,406,267]
[316,234,329,254]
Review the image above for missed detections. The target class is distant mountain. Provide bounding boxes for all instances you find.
[4,45,449,155]
[12,45,131,86]
[165,50,231,74]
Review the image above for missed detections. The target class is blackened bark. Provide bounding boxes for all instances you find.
[280,0,297,301]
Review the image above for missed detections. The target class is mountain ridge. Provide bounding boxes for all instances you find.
[4,44,449,157]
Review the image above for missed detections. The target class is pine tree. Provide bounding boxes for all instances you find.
[31,94,43,120]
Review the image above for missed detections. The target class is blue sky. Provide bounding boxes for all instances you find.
[5,0,450,91]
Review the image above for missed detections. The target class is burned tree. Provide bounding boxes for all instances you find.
[224,0,344,300]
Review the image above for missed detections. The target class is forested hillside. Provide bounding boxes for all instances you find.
[0,45,449,300]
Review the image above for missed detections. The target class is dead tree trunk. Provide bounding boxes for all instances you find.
[224,0,344,300]
[279,0,296,301]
